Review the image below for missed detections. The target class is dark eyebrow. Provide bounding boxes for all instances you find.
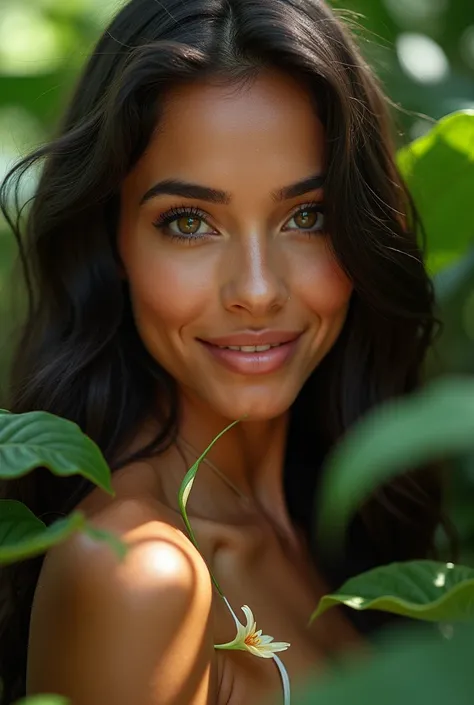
[139,173,325,207]
[139,180,230,206]
[272,174,325,201]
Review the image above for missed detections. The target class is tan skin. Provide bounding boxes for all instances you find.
[27,69,365,705]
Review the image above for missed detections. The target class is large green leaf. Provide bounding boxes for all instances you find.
[397,110,474,275]
[0,500,85,564]
[317,377,474,545]
[309,560,474,625]
[0,409,114,494]
[0,500,127,563]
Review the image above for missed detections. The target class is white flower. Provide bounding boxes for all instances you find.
[214,602,291,659]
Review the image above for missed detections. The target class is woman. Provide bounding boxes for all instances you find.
[0,0,446,703]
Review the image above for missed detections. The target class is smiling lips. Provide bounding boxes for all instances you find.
[198,330,302,375]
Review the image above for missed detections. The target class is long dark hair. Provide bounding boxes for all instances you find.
[0,0,448,701]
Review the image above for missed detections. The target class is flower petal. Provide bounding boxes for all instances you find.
[264,641,291,652]
[246,644,276,658]
[235,624,246,640]
[241,605,256,632]
[257,635,275,645]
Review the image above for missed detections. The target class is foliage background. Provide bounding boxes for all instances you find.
[1,2,474,703]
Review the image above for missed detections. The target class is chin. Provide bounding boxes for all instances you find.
[210,387,297,422]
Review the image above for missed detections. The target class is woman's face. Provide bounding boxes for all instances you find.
[118,69,353,421]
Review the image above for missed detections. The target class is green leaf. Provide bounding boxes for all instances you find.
[317,377,474,546]
[14,696,70,705]
[0,500,127,564]
[177,419,241,597]
[397,110,474,275]
[82,524,128,561]
[0,409,114,494]
[309,560,474,625]
[434,246,474,305]
[426,247,474,377]
[0,500,85,564]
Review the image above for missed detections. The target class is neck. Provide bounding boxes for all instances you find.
[177,394,293,536]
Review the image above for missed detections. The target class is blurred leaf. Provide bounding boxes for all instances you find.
[14,696,69,705]
[294,623,474,705]
[82,524,128,561]
[434,246,474,304]
[0,4,67,76]
[0,500,85,564]
[317,377,474,546]
[397,110,474,275]
[0,500,127,564]
[0,409,114,494]
[310,560,474,624]
[427,247,474,376]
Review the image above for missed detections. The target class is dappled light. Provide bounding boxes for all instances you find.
[397,33,449,84]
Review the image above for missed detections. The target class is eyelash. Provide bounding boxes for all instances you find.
[152,206,212,242]
[152,201,325,242]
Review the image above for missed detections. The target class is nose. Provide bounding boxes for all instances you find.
[221,234,289,317]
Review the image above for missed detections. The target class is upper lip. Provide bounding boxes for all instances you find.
[200,330,302,347]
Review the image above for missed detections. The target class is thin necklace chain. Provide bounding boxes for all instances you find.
[176,435,253,507]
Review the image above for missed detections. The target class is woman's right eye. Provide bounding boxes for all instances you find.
[153,206,217,241]
[166,214,211,237]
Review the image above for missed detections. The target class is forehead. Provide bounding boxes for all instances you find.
[125,69,326,200]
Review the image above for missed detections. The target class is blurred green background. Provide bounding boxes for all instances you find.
[1,0,474,555]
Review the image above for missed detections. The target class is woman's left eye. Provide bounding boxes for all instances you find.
[283,205,325,233]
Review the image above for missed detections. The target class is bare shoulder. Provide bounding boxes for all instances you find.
[28,491,217,705]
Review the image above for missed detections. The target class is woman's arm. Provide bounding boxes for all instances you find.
[27,498,217,705]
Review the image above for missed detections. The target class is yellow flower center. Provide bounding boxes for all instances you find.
[245,632,261,647]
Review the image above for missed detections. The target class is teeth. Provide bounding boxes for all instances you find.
[241,345,267,352]
[218,344,281,352]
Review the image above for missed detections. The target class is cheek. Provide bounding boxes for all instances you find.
[124,245,213,332]
[295,243,353,318]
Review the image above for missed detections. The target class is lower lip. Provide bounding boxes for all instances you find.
[199,338,300,375]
